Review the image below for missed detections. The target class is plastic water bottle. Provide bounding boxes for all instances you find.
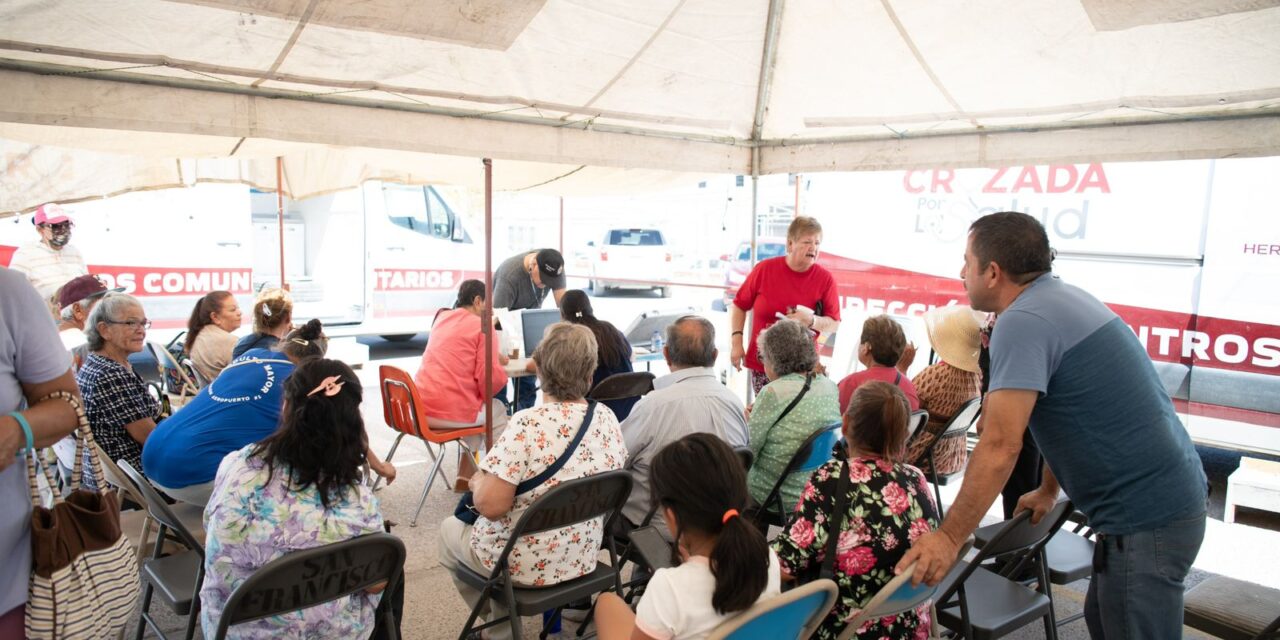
[651,330,664,354]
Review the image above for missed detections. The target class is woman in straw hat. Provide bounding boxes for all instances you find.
[903,305,985,476]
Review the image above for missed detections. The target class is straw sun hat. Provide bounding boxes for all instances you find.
[924,305,985,372]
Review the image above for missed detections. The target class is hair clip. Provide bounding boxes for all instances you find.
[290,337,309,346]
[574,311,583,318]
[306,375,345,397]
[261,302,272,317]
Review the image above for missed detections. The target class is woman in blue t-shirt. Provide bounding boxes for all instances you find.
[142,320,326,504]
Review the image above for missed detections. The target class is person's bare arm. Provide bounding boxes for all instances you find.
[366,446,396,485]
[0,370,80,470]
[729,305,747,371]
[471,469,517,520]
[1015,461,1062,524]
[552,288,566,307]
[895,389,1037,586]
[784,308,839,336]
[897,342,917,374]
[123,417,157,445]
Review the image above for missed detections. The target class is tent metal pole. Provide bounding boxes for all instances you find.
[747,146,761,402]
[794,173,801,217]
[483,158,494,451]
[276,156,286,290]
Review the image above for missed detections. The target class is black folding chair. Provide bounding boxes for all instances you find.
[587,371,656,402]
[119,460,205,640]
[211,533,406,640]
[453,470,633,640]
[918,397,981,515]
[973,508,1096,628]
[934,500,1074,640]
[751,422,841,530]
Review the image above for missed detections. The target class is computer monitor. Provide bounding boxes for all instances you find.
[521,308,562,356]
[622,307,697,349]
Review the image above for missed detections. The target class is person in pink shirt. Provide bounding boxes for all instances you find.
[729,216,842,394]
[414,280,510,431]
[837,315,920,414]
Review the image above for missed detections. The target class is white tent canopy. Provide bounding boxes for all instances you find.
[2,0,1280,213]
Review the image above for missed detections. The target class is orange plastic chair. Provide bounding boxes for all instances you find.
[378,365,488,526]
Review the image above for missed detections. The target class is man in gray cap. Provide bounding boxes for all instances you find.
[492,248,567,411]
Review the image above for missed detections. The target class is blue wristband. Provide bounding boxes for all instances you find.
[7,411,33,456]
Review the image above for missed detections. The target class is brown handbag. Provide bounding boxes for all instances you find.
[25,391,140,640]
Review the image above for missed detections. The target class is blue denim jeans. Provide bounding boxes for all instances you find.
[1084,512,1206,639]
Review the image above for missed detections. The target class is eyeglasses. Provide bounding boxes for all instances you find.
[105,319,151,330]
[43,222,73,233]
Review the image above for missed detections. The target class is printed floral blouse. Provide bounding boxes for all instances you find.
[472,401,627,586]
[772,455,941,640]
[200,445,385,639]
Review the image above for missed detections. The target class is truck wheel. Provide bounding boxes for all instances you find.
[380,334,416,342]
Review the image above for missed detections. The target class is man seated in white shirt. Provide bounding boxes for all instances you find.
[620,315,750,528]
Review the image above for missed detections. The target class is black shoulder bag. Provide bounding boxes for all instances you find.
[454,401,597,525]
[796,453,853,583]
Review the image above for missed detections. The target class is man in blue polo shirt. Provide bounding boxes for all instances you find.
[900,211,1207,638]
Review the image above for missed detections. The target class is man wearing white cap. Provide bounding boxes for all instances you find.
[9,204,87,300]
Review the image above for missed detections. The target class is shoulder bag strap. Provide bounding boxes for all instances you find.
[819,457,853,580]
[755,372,813,456]
[514,400,597,495]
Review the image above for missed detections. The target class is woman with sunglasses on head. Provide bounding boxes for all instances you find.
[185,290,243,383]
[200,357,390,639]
[596,433,781,640]
[231,287,293,359]
[76,292,161,482]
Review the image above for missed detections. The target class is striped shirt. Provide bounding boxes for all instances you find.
[8,241,87,299]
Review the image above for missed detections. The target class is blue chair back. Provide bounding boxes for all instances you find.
[837,561,939,640]
[708,579,839,640]
[795,423,842,473]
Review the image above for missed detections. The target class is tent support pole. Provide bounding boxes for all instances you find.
[276,156,286,290]
[483,158,494,451]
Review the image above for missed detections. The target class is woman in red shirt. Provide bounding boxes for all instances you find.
[837,315,920,414]
[729,216,842,394]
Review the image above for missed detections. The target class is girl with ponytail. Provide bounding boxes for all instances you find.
[596,433,781,640]
[770,381,941,639]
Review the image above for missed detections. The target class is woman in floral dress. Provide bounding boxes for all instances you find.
[436,322,627,640]
[772,382,941,640]
[200,358,392,639]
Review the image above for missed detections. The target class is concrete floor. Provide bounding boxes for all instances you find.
[122,353,1277,639]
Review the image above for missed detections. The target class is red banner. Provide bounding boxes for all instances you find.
[89,265,253,296]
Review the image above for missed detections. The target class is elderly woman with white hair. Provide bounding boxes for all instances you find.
[746,319,841,517]
[437,321,627,640]
[76,292,161,477]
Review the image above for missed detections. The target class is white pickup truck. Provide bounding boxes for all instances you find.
[587,228,674,297]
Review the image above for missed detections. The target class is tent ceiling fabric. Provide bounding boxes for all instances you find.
[1,0,1279,212]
